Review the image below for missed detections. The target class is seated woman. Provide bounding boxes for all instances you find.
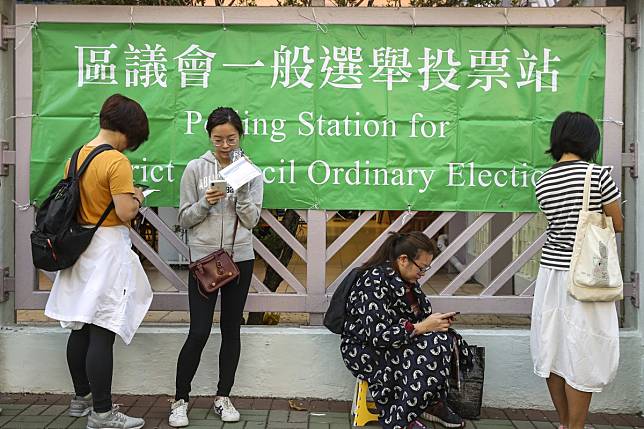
[341,231,473,429]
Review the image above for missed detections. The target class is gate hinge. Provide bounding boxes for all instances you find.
[0,140,15,176]
[0,14,15,52]
[0,267,14,303]
[626,271,639,308]
[625,15,640,51]
[621,142,638,178]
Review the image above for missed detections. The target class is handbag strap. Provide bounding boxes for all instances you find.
[582,164,593,212]
[188,199,240,264]
[222,198,239,257]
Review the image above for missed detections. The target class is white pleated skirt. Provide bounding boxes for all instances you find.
[530,266,619,393]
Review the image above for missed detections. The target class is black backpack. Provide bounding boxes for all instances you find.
[323,267,361,334]
[31,144,115,271]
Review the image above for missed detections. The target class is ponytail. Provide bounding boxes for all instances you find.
[361,231,436,271]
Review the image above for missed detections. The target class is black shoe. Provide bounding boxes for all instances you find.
[407,420,429,429]
[421,401,465,428]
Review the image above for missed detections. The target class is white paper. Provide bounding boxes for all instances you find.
[142,189,160,198]
[219,156,262,190]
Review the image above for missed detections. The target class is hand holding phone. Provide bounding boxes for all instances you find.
[209,180,227,194]
[205,180,227,205]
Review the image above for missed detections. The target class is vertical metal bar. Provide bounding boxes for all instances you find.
[14,5,37,309]
[602,8,625,189]
[306,210,327,325]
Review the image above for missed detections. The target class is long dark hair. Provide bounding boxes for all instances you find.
[361,231,436,271]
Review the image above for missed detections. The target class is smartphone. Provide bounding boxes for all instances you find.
[209,179,227,193]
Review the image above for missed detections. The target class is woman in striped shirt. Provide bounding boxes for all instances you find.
[531,112,623,429]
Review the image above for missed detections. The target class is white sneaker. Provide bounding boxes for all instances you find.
[213,396,240,422]
[86,405,144,429]
[168,399,189,428]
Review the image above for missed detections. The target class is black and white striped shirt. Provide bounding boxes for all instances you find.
[535,160,621,270]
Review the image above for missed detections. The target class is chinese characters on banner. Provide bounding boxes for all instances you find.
[76,43,560,93]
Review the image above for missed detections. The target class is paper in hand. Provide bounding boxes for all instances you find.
[219,156,262,190]
[142,189,159,198]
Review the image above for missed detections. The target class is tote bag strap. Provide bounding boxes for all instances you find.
[582,164,593,212]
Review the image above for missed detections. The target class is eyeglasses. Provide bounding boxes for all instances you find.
[211,136,239,147]
[410,258,431,274]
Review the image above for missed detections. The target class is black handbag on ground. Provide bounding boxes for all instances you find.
[447,345,485,420]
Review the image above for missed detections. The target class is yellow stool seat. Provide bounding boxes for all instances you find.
[351,379,379,427]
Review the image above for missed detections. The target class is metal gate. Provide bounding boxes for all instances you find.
[6,4,637,325]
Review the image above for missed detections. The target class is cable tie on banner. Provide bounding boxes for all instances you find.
[410,8,416,34]
[591,7,613,24]
[6,113,39,121]
[221,7,227,31]
[503,8,510,33]
[129,6,134,29]
[12,200,33,212]
[15,6,39,51]
[599,118,624,126]
[298,8,327,33]
[311,8,327,33]
[355,25,367,40]
[401,205,413,225]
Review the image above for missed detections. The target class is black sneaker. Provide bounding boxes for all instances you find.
[421,401,465,428]
[407,420,429,429]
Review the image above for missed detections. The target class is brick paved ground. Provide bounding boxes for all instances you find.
[0,394,642,429]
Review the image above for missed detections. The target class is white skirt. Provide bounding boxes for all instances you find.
[45,226,153,345]
[530,266,619,392]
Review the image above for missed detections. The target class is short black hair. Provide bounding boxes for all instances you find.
[99,94,149,151]
[546,111,600,162]
[206,107,244,137]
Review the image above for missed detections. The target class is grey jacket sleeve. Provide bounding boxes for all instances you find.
[235,175,263,230]
[178,162,211,230]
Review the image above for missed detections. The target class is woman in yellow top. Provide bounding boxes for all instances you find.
[45,94,153,429]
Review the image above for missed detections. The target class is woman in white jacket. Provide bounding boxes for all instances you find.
[169,107,263,428]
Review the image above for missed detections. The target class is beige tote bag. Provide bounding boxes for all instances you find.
[568,164,623,302]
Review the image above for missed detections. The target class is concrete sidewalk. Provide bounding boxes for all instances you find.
[0,394,642,429]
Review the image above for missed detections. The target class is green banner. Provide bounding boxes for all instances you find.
[31,23,605,211]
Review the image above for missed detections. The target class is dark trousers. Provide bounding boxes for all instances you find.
[175,260,253,401]
[67,323,116,413]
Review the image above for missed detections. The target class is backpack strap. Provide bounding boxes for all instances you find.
[94,201,116,229]
[75,144,114,178]
[72,144,117,228]
[66,146,84,179]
